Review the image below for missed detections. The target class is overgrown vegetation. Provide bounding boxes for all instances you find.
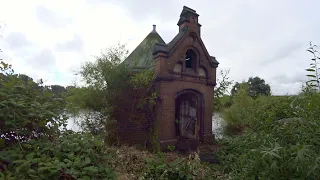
[216,42,320,179]
[213,70,233,112]
[142,152,219,179]
[0,132,117,179]
[0,60,118,179]
[2,20,320,179]
[67,43,159,148]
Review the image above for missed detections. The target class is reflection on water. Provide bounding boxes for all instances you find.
[66,112,226,138]
[212,112,225,139]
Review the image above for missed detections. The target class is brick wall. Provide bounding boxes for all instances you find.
[153,26,217,150]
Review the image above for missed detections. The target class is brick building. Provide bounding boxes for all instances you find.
[120,6,219,151]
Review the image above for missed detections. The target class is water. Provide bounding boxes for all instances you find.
[66,115,82,132]
[212,112,225,139]
[66,112,226,138]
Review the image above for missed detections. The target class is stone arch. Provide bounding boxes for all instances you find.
[174,89,204,140]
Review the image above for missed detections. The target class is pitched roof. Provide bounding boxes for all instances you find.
[123,6,219,71]
[122,27,165,70]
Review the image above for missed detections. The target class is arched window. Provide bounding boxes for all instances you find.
[185,49,197,72]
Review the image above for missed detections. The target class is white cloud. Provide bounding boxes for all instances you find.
[0,0,319,95]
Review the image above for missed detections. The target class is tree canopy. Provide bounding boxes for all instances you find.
[231,76,271,98]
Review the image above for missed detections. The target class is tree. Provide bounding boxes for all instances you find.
[213,69,234,111]
[68,43,159,147]
[247,76,271,97]
[50,85,67,94]
[231,82,240,96]
[214,69,233,98]
[67,43,131,142]
[231,77,271,98]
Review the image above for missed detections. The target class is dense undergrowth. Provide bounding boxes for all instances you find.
[215,42,320,179]
[217,86,320,179]
[1,40,320,179]
[0,45,217,179]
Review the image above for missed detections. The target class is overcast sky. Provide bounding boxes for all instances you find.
[0,0,319,95]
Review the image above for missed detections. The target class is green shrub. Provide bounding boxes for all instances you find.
[68,44,158,147]
[0,131,116,180]
[142,152,207,180]
[0,61,67,148]
[217,91,320,179]
[222,83,254,135]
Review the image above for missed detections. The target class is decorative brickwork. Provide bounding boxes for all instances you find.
[118,6,219,151]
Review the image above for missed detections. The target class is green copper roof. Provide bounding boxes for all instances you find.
[122,27,165,70]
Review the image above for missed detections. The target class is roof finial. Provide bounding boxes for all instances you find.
[152,24,156,32]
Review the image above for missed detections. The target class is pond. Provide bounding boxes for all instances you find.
[66,112,226,138]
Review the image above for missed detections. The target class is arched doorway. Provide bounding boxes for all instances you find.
[175,89,204,140]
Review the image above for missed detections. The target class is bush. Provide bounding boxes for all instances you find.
[217,91,320,179]
[142,152,207,180]
[68,43,158,147]
[0,61,67,148]
[0,131,116,179]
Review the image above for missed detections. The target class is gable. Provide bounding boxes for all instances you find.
[167,27,219,67]
[167,29,219,68]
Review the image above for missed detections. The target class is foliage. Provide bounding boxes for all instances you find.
[167,145,176,152]
[213,69,233,112]
[0,131,117,180]
[0,60,117,179]
[68,43,159,147]
[231,76,271,99]
[247,76,271,97]
[306,42,320,92]
[222,83,254,135]
[130,69,157,114]
[142,152,210,180]
[218,87,320,179]
[0,61,67,148]
[66,43,130,144]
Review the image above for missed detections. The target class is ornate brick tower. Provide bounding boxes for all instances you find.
[152,6,219,151]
